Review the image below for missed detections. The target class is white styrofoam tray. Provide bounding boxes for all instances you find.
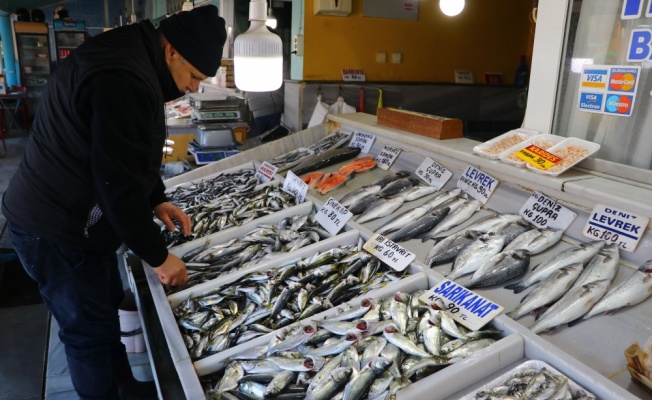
[423,269,641,400]
[163,160,266,192]
[307,130,353,154]
[526,137,601,176]
[269,147,315,173]
[457,359,595,399]
[473,128,540,159]
[498,133,566,168]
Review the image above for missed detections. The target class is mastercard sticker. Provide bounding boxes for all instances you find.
[578,65,640,117]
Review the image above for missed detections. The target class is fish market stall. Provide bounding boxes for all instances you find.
[126,112,650,399]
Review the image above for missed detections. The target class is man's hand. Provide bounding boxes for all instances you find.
[153,252,188,286]
[154,201,191,236]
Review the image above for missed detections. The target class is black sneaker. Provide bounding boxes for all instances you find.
[118,379,158,400]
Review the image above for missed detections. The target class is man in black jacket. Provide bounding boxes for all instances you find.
[2,5,226,399]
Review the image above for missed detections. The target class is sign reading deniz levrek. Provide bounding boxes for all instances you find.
[578,65,640,117]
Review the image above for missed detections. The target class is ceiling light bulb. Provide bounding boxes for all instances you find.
[440,0,465,17]
[266,4,277,29]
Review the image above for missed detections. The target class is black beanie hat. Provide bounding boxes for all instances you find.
[159,5,227,77]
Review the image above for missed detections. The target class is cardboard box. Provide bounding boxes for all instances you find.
[377,107,463,140]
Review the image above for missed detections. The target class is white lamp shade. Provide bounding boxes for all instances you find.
[234,0,283,91]
[440,0,465,17]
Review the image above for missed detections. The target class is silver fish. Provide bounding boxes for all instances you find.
[263,370,296,398]
[339,184,382,208]
[505,240,605,293]
[425,229,483,267]
[529,279,610,334]
[383,324,431,358]
[577,260,652,322]
[376,203,434,235]
[371,170,411,187]
[402,185,439,202]
[506,263,583,320]
[342,357,392,400]
[217,361,245,393]
[466,249,531,288]
[503,227,564,255]
[569,243,620,290]
[356,195,406,224]
[306,367,352,400]
[387,207,450,243]
[421,187,462,209]
[447,232,506,280]
[377,177,419,198]
[421,199,482,240]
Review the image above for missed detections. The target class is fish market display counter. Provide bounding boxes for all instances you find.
[127,112,651,399]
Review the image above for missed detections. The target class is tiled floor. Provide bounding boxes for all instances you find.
[0,127,154,399]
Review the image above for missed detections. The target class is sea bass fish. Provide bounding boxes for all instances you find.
[356,196,406,224]
[466,249,531,288]
[529,279,610,334]
[575,260,652,322]
[503,227,564,255]
[506,263,583,320]
[339,185,382,208]
[569,242,620,290]
[421,199,482,241]
[447,232,506,280]
[425,230,483,267]
[387,207,450,243]
[505,240,605,293]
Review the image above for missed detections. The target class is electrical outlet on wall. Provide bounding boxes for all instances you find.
[376,53,387,63]
[391,53,402,64]
[294,34,304,56]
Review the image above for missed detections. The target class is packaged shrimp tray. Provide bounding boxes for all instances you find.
[526,137,601,176]
[498,133,566,168]
[473,128,539,159]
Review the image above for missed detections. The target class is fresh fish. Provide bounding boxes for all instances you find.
[304,333,361,357]
[305,367,352,400]
[403,356,450,378]
[292,147,362,176]
[462,213,523,234]
[387,207,450,243]
[356,196,406,224]
[347,194,382,215]
[217,361,245,393]
[425,230,483,267]
[263,370,297,398]
[505,240,605,293]
[506,263,583,320]
[376,203,434,235]
[446,232,506,281]
[445,338,495,358]
[574,260,652,323]
[402,185,439,202]
[421,187,462,209]
[371,171,411,187]
[489,220,532,247]
[466,249,531,288]
[389,293,410,334]
[316,172,350,195]
[569,243,620,290]
[377,177,420,198]
[529,279,610,334]
[339,185,382,208]
[421,199,482,241]
[503,227,564,255]
[342,357,392,400]
[383,324,431,358]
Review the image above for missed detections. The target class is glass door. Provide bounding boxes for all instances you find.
[55,31,87,62]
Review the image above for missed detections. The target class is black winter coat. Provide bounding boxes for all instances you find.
[2,20,184,267]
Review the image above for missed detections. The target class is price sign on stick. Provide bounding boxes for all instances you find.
[363,234,415,272]
[349,131,376,153]
[375,145,402,170]
[457,165,498,204]
[415,157,452,189]
[316,198,352,235]
[255,161,278,183]
[282,171,308,203]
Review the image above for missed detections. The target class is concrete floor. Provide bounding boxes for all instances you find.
[0,127,153,399]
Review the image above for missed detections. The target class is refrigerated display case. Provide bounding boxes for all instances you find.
[13,21,51,116]
[53,20,87,63]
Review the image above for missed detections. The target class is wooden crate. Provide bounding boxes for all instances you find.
[377,107,463,140]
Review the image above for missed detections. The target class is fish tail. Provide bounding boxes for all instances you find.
[504,281,528,293]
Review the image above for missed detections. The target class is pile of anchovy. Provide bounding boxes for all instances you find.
[165,215,332,295]
[167,169,261,209]
[199,289,502,399]
[163,184,297,247]
[473,365,596,399]
[173,242,406,362]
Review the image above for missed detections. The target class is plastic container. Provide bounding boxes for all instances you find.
[526,137,601,176]
[473,128,539,159]
[119,290,145,353]
[498,133,566,168]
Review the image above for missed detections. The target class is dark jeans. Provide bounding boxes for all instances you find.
[8,221,132,400]
[254,112,283,135]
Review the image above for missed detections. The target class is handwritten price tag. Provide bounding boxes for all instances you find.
[519,191,576,230]
[419,280,503,331]
[282,171,308,203]
[456,165,498,204]
[363,234,415,272]
[316,198,352,235]
[255,161,278,183]
[375,145,402,170]
[349,131,376,153]
[415,157,452,189]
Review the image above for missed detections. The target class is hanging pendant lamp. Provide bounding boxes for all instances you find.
[234,0,283,91]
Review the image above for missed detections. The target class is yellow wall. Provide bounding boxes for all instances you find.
[303,0,535,84]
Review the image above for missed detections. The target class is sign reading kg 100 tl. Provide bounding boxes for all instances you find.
[582,203,649,252]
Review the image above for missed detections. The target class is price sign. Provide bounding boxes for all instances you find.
[342,68,366,82]
[375,145,402,170]
[415,157,453,189]
[419,280,503,331]
[316,198,353,235]
[349,131,376,153]
[282,171,308,204]
[519,191,576,230]
[456,165,498,204]
[363,234,415,272]
[514,145,563,170]
[255,161,278,183]
[582,204,649,252]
